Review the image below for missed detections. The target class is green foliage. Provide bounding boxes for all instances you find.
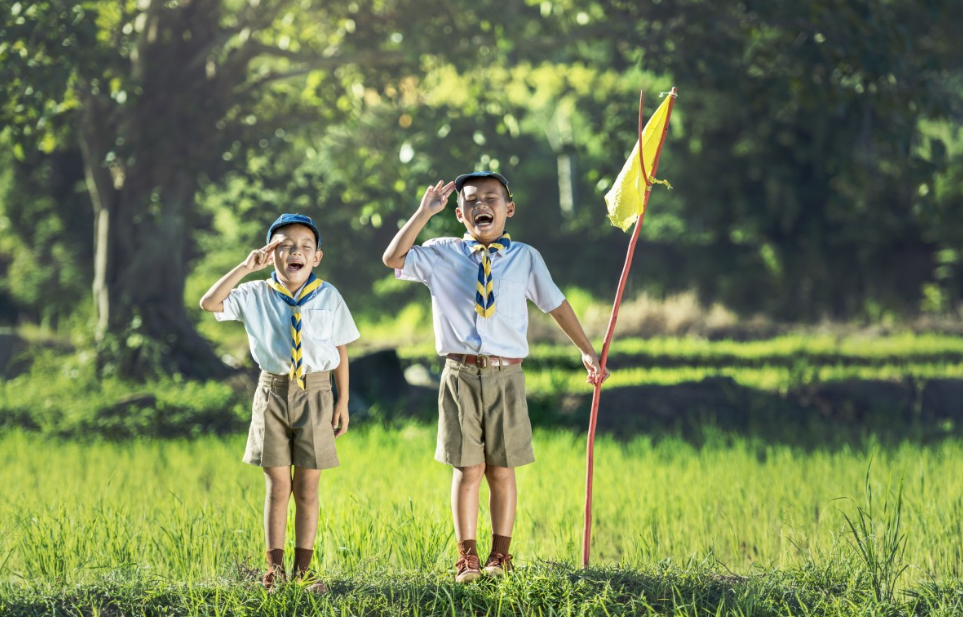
[0,349,248,439]
[608,0,963,318]
[0,133,92,328]
[2,0,963,369]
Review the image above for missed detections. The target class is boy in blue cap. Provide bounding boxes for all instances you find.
[383,172,607,582]
[201,213,359,592]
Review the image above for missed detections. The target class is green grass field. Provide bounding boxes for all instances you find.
[3,426,963,615]
[4,332,963,613]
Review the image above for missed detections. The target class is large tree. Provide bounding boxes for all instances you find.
[1,0,632,376]
[1,0,421,376]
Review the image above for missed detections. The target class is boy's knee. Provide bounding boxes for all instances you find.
[485,465,515,484]
[267,483,290,501]
[292,484,319,506]
[454,463,486,485]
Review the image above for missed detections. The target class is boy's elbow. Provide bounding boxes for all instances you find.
[199,297,217,312]
[382,252,402,269]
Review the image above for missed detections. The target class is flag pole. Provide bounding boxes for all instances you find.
[582,87,677,568]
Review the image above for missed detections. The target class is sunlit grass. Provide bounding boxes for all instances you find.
[401,332,963,364]
[3,428,963,585]
[523,361,963,395]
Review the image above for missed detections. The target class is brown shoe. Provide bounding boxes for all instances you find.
[262,549,286,591]
[455,553,481,583]
[294,570,328,594]
[292,548,327,593]
[484,552,514,576]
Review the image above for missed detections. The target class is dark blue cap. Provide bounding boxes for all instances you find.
[454,171,513,200]
[266,213,321,247]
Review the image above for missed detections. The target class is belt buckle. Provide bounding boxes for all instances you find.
[475,354,490,369]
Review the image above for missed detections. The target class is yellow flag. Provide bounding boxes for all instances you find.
[605,94,674,231]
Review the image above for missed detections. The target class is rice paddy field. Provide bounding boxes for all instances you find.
[3,332,963,615]
[2,427,963,615]
[400,332,963,394]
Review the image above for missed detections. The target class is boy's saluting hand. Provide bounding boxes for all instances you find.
[243,240,281,272]
[382,180,455,269]
[419,180,456,218]
[199,240,282,313]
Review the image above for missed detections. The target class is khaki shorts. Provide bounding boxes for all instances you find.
[243,371,340,470]
[436,359,534,468]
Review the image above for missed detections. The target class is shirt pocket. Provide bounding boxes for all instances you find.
[495,278,528,319]
[300,308,334,342]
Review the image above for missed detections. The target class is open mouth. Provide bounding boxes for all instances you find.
[288,261,304,272]
[473,212,494,226]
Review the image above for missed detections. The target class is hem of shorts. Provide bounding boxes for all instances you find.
[243,458,340,470]
[499,455,536,468]
[434,452,486,468]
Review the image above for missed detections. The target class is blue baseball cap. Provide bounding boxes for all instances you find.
[454,171,513,200]
[266,213,321,247]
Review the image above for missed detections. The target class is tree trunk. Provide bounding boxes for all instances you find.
[77,0,236,379]
[81,120,230,379]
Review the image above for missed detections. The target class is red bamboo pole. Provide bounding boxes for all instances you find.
[581,87,677,568]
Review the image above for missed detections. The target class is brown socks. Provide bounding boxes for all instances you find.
[263,548,285,589]
[485,535,514,574]
[458,539,479,557]
[293,547,327,593]
[490,534,511,556]
[263,548,325,592]
[293,547,314,579]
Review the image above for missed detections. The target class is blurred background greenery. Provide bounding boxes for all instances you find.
[1,0,962,380]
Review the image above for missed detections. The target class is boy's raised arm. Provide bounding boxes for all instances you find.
[548,300,609,385]
[382,180,455,269]
[199,240,279,312]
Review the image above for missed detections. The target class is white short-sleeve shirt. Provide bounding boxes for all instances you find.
[215,279,360,374]
[397,238,565,358]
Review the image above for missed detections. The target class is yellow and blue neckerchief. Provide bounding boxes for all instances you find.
[463,233,511,318]
[266,272,324,389]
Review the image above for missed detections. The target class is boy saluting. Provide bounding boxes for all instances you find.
[200,214,359,592]
[383,172,606,582]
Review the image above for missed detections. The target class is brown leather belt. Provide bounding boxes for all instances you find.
[447,353,523,369]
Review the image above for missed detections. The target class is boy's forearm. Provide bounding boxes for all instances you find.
[333,345,349,405]
[548,300,596,356]
[382,209,432,269]
[199,263,251,312]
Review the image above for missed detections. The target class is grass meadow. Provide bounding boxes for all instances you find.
[5,323,963,614]
[3,425,963,615]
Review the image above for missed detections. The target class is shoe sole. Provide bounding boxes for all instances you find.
[455,570,481,583]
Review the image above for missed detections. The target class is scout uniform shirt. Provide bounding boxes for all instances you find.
[215,280,360,374]
[397,238,565,358]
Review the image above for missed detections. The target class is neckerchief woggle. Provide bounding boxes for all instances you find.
[266,272,324,389]
[463,233,511,318]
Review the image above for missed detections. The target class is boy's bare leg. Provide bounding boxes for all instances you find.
[485,465,517,536]
[264,466,293,548]
[292,467,322,548]
[452,463,486,540]
[290,467,326,592]
[452,463,485,581]
[483,465,517,575]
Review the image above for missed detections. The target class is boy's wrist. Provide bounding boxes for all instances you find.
[413,208,434,223]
